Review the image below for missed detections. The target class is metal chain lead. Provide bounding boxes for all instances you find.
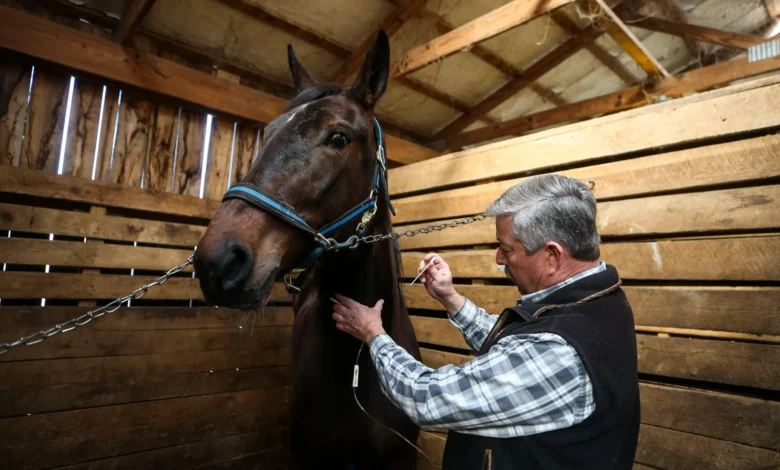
[0,255,194,355]
[1,214,487,355]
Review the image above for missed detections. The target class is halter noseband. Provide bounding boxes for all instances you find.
[221,117,395,294]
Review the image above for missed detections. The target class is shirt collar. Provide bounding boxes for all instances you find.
[516,261,607,306]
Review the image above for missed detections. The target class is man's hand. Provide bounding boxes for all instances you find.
[332,295,386,343]
[417,253,465,315]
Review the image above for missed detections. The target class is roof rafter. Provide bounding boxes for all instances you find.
[627,16,768,49]
[445,53,780,149]
[112,0,155,44]
[391,0,575,79]
[433,24,603,142]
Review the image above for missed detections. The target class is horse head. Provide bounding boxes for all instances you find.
[194,31,392,309]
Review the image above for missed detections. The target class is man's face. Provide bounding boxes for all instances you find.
[495,216,548,296]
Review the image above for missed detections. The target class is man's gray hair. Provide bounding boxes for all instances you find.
[486,174,600,260]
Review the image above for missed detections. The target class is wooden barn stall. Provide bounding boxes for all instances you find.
[0,0,778,468]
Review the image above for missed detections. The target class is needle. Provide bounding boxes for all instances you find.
[410,256,437,286]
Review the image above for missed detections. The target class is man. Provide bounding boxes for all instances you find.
[332,174,640,470]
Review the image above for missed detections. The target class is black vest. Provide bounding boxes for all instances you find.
[442,265,640,470]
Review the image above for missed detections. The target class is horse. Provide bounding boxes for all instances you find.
[193,30,422,469]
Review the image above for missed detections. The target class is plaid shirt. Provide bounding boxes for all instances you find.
[369,262,605,438]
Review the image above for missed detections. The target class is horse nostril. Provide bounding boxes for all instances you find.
[220,241,253,292]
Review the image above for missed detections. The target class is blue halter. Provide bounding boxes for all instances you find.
[221,117,395,293]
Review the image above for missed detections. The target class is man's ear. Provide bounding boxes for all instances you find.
[348,30,390,108]
[288,44,317,93]
[545,242,565,269]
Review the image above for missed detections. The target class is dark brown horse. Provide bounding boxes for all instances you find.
[194,31,421,469]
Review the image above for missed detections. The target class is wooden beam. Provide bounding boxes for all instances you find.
[629,17,768,49]
[445,53,780,149]
[550,10,637,85]
[331,0,426,83]
[0,6,435,164]
[391,0,575,78]
[593,0,671,78]
[637,0,702,58]
[112,0,154,44]
[434,25,602,141]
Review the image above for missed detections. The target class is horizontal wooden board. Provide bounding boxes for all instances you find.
[635,424,780,469]
[420,351,780,449]
[0,365,291,418]
[388,76,780,195]
[0,389,290,469]
[404,284,780,335]
[0,325,292,361]
[0,202,206,246]
[390,134,780,224]
[0,237,196,271]
[414,320,780,389]
[395,186,780,249]
[0,165,218,218]
[417,431,446,466]
[0,347,293,390]
[0,272,290,301]
[401,235,780,281]
[58,429,287,470]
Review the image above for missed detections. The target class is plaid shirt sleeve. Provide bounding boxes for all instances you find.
[448,298,500,351]
[369,331,595,438]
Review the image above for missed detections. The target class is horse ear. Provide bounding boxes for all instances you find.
[288,44,317,92]
[349,30,390,108]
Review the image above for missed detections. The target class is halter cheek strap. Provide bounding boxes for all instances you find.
[221,117,394,293]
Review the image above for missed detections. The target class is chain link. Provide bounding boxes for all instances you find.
[0,255,194,355]
[1,214,488,355]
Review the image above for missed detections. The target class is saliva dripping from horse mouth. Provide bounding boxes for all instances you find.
[211,266,281,334]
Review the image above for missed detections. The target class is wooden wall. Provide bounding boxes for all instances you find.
[0,55,293,468]
[386,75,780,469]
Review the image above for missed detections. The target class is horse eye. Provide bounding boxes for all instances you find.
[328,132,349,149]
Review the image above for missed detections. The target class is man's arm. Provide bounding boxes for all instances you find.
[446,296,500,351]
[369,332,594,437]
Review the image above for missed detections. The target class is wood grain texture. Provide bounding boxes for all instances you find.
[404,284,780,336]
[389,76,780,195]
[145,104,178,192]
[231,124,260,186]
[0,202,206,245]
[392,134,780,224]
[173,108,207,197]
[19,70,69,173]
[107,94,154,188]
[68,80,109,180]
[205,117,235,200]
[0,64,30,167]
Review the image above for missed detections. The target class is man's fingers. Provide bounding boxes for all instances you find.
[374,299,384,310]
[334,294,359,308]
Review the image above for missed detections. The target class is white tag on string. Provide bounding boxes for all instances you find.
[352,365,360,387]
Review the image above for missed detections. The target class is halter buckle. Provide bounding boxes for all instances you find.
[356,202,378,234]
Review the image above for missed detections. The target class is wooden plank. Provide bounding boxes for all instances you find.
[411,316,468,350]
[173,109,207,197]
[434,25,603,140]
[639,383,780,451]
[390,0,575,78]
[112,0,155,44]
[0,389,289,469]
[231,124,260,186]
[146,104,179,192]
[69,80,109,180]
[0,237,195,271]
[107,94,154,187]
[0,202,206,245]
[393,185,780,249]
[95,87,121,181]
[594,0,670,78]
[631,17,768,49]
[0,271,290,302]
[417,431,446,466]
[0,64,30,167]
[420,347,473,369]
[635,424,780,469]
[401,236,780,282]
[0,6,435,165]
[394,74,780,194]
[0,345,293,390]
[637,335,779,390]
[392,134,780,224]
[204,117,234,200]
[330,0,426,83]
[404,284,780,336]
[18,69,69,172]
[57,429,287,470]
[0,364,290,417]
